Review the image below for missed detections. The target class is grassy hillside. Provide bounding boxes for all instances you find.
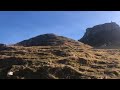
[0,44,120,79]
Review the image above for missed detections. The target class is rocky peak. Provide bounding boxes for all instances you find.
[79,22,120,48]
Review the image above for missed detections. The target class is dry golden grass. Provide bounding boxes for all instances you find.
[0,45,120,79]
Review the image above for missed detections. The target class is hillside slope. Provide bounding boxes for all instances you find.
[0,45,120,79]
[16,33,83,47]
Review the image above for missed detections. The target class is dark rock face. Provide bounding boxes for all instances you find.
[16,33,82,46]
[79,22,120,48]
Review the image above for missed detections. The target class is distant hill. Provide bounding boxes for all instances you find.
[16,33,87,47]
[79,22,120,48]
[0,44,7,50]
[0,43,15,51]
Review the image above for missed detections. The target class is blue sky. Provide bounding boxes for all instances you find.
[0,11,120,45]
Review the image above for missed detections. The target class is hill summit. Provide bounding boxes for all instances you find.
[79,22,120,48]
[16,33,83,46]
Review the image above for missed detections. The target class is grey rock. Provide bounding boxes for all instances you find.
[79,22,120,48]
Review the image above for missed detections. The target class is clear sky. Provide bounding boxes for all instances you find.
[0,11,120,45]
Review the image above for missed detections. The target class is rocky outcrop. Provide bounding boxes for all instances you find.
[79,22,120,48]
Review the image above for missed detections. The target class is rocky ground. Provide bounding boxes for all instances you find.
[0,45,120,79]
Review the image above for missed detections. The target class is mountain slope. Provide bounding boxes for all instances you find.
[16,33,84,47]
[1,23,120,79]
[0,45,120,79]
